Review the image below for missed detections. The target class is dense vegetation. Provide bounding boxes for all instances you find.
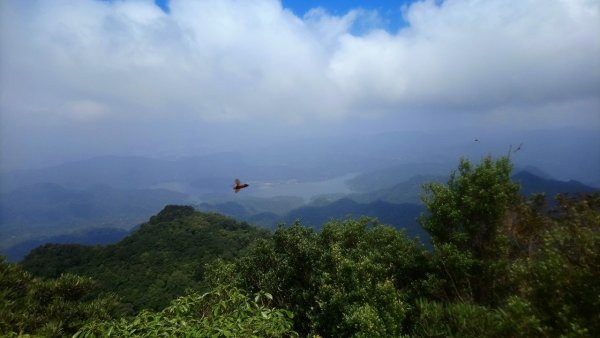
[2,156,598,337]
[21,206,269,312]
[0,258,120,337]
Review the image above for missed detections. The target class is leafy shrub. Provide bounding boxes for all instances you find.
[75,285,297,338]
[0,257,119,337]
[412,299,502,337]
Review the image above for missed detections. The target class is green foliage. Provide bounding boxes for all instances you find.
[507,193,600,337]
[0,257,119,337]
[412,299,503,338]
[314,219,426,337]
[421,156,519,259]
[21,206,268,312]
[420,242,475,303]
[420,156,519,304]
[418,156,599,336]
[75,285,297,338]
[235,222,321,335]
[235,218,428,337]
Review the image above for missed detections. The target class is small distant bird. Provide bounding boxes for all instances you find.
[514,143,523,152]
[474,138,480,142]
[233,178,249,193]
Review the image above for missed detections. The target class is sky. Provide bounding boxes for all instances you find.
[1,0,599,171]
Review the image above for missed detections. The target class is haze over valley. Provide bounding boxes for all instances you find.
[1,126,598,260]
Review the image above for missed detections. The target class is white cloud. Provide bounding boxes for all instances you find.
[61,99,111,122]
[2,0,598,124]
[329,0,600,116]
[0,0,599,168]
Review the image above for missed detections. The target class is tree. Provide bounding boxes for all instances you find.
[235,222,322,335]
[419,155,600,336]
[234,218,428,337]
[506,193,600,337]
[420,156,520,304]
[0,257,119,337]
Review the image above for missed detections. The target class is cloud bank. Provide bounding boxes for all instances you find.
[1,0,599,168]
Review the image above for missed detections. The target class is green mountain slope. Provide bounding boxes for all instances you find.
[20,205,268,312]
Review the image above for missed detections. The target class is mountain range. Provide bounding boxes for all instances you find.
[512,170,598,198]
[195,170,598,251]
[1,163,597,262]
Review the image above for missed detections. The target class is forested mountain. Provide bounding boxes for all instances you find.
[3,156,599,337]
[20,205,268,312]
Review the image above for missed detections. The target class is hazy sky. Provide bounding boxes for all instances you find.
[1,0,599,170]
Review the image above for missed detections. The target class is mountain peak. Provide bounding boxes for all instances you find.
[150,205,196,224]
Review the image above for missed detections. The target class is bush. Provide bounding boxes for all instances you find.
[75,285,297,338]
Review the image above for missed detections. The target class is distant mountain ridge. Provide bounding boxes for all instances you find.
[3,168,595,263]
[348,175,446,204]
[2,227,129,262]
[346,163,453,193]
[198,197,426,240]
[346,169,597,205]
[513,170,598,197]
[197,170,597,239]
[284,198,427,237]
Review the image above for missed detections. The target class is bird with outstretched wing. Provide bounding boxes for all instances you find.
[233,178,249,193]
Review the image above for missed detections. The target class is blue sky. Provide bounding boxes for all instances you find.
[282,0,414,14]
[153,0,416,31]
[154,0,417,15]
[285,0,417,30]
[282,0,416,31]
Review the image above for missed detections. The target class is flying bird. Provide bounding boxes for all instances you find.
[233,179,249,193]
[514,143,523,152]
